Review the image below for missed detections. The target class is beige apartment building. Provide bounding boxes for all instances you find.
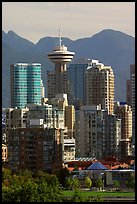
[114,102,132,161]
[86,60,114,114]
[65,105,75,138]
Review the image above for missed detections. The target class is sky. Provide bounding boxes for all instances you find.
[2,2,135,44]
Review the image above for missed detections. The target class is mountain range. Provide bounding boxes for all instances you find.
[2,29,135,108]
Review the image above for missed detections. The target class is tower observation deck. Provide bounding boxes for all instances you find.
[48,31,75,72]
[47,32,75,97]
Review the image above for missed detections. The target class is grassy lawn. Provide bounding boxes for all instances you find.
[62,190,135,198]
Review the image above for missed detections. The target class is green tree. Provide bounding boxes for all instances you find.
[113,180,120,189]
[65,177,81,190]
[126,174,135,190]
[84,176,92,189]
[65,178,74,190]
[2,168,63,202]
[95,178,104,191]
[55,167,70,188]
[72,178,81,190]
[2,167,12,181]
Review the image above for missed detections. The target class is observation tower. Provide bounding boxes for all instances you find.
[47,31,75,96]
[48,31,75,71]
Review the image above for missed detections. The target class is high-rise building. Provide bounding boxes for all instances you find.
[2,108,7,144]
[102,112,121,159]
[126,64,135,147]
[47,34,75,99]
[75,105,121,159]
[86,60,114,114]
[67,62,88,107]
[8,127,64,171]
[126,64,135,107]
[114,102,132,161]
[65,105,75,138]
[10,63,43,108]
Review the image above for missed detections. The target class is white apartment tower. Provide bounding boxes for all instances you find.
[86,60,114,114]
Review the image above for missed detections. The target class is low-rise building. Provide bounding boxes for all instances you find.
[64,138,75,162]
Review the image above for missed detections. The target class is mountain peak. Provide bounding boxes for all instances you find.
[8,30,16,34]
[7,30,18,37]
[95,29,134,39]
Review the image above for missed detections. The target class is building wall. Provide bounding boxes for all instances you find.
[75,105,121,160]
[105,170,135,186]
[102,113,121,159]
[65,105,75,138]
[5,107,29,135]
[114,103,132,140]
[126,79,131,106]
[114,102,132,160]
[47,71,56,99]
[47,70,70,100]
[64,138,75,162]
[75,105,104,159]
[126,64,135,147]
[131,68,135,146]
[8,128,64,171]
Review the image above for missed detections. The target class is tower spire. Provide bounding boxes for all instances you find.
[59,27,62,46]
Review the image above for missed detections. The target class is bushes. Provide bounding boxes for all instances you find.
[126,175,135,190]
[84,176,92,189]
[65,177,81,190]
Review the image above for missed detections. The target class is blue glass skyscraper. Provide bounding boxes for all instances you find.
[67,63,89,107]
[10,63,42,108]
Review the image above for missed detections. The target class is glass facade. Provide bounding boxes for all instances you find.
[67,64,88,106]
[11,63,42,108]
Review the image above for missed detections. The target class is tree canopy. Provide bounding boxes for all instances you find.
[2,167,63,202]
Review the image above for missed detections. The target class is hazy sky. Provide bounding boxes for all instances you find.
[2,2,135,43]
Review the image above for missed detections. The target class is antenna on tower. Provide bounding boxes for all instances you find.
[59,27,62,46]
